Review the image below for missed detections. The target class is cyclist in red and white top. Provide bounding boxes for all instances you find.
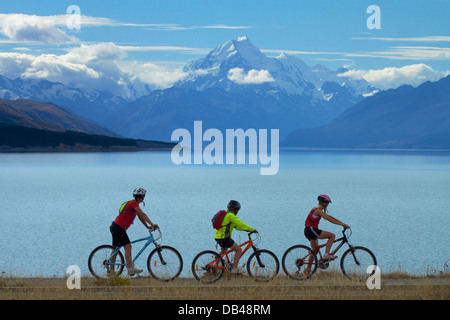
[110,188,158,275]
[304,195,349,262]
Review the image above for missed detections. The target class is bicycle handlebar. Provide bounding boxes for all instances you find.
[148,226,160,233]
[148,226,162,242]
[342,227,352,238]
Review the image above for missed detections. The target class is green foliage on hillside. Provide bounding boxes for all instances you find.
[0,123,175,151]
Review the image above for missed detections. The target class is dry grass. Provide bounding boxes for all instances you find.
[0,270,448,300]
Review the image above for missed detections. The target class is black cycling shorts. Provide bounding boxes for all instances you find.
[110,222,131,248]
[215,237,235,249]
[304,226,322,241]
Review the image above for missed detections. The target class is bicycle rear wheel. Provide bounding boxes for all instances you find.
[281,245,317,280]
[246,249,279,282]
[191,250,225,283]
[88,245,124,279]
[340,246,377,280]
[147,246,183,281]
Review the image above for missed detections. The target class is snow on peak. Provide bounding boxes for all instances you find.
[277,52,288,59]
[180,37,376,98]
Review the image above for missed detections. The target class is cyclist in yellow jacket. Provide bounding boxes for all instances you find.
[214,200,258,274]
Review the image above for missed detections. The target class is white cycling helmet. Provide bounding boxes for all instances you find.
[132,187,147,197]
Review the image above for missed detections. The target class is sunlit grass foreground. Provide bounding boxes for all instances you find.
[1,270,448,300]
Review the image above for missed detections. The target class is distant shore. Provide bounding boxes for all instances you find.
[0,144,174,153]
[0,123,176,153]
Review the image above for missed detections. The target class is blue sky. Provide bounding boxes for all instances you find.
[0,0,449,92]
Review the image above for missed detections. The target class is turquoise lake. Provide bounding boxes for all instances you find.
[0,149,449,277]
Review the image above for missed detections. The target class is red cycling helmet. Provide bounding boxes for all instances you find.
[318,194,332,203]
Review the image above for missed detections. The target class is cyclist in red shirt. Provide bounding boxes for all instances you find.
[304,195,349,270]
[110,188,158,275]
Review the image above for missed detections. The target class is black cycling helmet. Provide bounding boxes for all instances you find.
[227,200,241,211]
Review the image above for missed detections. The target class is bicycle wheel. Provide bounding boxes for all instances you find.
[192,250,225,283]
[88,245,124,279]
[282,245,318,280]
[340,246,377,280]
[147,246,183,281]
[246,249,279,282]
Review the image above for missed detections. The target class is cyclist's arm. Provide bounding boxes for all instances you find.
[228,214,254,232]
[317,210,349,228]
[135,207,158,229]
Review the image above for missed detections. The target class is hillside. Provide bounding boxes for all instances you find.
[0,123,175,152]
[0,98,117,137]
[282,75,450,149]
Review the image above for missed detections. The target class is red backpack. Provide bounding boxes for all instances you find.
[211,210,228,230]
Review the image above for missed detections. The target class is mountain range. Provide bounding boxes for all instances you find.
[1,36,449,150]
[106,37,376,141]
[0,37,376,142]
[282,75,450,149]
[0,74,148,123]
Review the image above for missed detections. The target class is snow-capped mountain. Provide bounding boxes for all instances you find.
[106,37,376,141]
[0,37,378,142]
[0,74,152,122]
[179,36,374,99]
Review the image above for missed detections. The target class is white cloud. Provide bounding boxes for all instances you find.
[352,36,450,42]
[120,61,188,90]
[0,13,78,44]
[348,46,450,61]
[227,68,275,84]
[338,63,450,90]
[0,43,131,95]
[118,45,210,55]
[0,42,192,97]
[0,13,251,45]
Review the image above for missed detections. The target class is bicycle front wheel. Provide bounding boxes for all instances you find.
[191,250,225,283]
[282,245,318,280]
[88,245,124,279]
[246,249,279,282]
[340,246,377,280]
[147,246,183,281]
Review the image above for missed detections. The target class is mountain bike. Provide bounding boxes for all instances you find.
[191,231,279,283]
[282,228,376,280]
[88,227,183,281]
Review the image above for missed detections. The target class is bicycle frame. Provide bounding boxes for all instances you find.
[107,231,162,268]
[305,229,354,269]
[209,234,256,269]
[311,231,351,259]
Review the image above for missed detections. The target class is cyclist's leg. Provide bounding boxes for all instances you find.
[304,227,320,273]
[230,242,243,269]
[110,222,133,269]
[318,230,335,257]
[305,240,318,273]
[124,243,133,269]
[308,240,318,261]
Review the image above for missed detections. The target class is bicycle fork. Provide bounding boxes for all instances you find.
[154,244,167,266]
[347,245,361,266]
[252,246,266,268]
